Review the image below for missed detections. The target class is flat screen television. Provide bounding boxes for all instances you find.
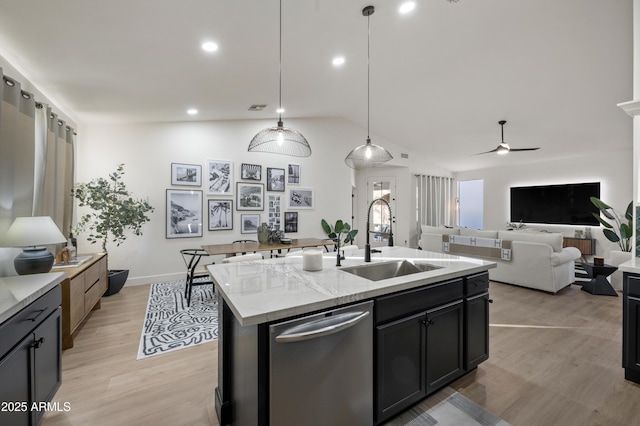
[510,182,601,226]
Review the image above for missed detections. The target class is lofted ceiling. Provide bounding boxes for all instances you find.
[0,0,633,172]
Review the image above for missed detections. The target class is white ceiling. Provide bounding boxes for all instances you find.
[0,0,633,172]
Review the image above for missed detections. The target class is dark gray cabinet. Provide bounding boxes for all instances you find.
[623,272,640,383]
[374,272,489,425]
[0,286,62,426]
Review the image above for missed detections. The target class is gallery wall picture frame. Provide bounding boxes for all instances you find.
[166,189,203,238]
[241,163,262,181]
[284,211,298,233]
[171,163,201,186]
[288,164,300,184]
[241,214,260,234]
[237,182,264,211]
[208,199,233,231]
[266,167,285,192]
[268,194,282,230]
[287,187,314,209]
[206,159,233,195]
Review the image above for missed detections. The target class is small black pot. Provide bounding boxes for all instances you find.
[104,269,129,296]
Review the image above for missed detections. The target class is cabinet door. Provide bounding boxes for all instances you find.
[0,334,33,426]
[69,274,85,332]
[466,292,490,370]
[626,295,640,371]
[426,300,464,394]
[376,311,426,424]
[32,308,62,425]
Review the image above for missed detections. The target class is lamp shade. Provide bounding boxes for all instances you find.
[1,216,66,247]
[345,138,393,170]
[248,121,312,157]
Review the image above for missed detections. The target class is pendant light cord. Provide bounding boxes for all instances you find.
[367,11,370,141]
[278,0,283,123]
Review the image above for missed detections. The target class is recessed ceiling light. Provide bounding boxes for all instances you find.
[399,2,416,14]
[187,109,198,115]
[276,108,285,114]
[201,41,218,52]
[332,56,345,67]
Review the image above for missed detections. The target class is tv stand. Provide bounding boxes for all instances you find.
[563,237,595,261]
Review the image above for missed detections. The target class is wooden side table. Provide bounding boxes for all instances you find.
[581,262,618,297]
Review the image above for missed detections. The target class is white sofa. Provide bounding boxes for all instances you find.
[419,226,581,293]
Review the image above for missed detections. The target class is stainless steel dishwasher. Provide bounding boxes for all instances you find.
[269,300,373,426]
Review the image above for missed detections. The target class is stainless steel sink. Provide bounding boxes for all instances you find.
[340,260,442,281]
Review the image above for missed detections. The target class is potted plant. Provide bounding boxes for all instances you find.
[590,197,632,252]
[73,164,154,296]
[321,219,358,247]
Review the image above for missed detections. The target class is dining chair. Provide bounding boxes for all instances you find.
[180,249,214,307]
[232,239,258,255]
[221,253,263,263]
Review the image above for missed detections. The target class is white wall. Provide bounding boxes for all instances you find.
[455,150,633,260]
[76,117,373,284]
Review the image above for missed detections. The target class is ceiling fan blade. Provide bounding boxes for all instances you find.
[509,147,540,152]
[474,146,500,155]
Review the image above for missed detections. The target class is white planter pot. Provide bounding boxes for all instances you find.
[608,250,632,291]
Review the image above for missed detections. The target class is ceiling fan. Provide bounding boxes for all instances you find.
[477,120,540,155]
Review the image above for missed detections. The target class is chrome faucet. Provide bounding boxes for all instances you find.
[365,197,394,262]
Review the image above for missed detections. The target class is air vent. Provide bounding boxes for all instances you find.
[248,104,267,111]
[401,153,409,159]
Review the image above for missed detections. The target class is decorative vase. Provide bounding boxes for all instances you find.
[257,222,270,244]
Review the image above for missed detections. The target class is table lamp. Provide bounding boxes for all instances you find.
[1,216,67,275]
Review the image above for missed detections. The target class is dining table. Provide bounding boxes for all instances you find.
[201,237,336,258]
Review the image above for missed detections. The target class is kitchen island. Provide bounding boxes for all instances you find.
[208,246,496,425]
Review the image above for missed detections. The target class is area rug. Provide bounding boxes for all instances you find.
[574,262,591,284]
[137,278,218,360]
[388,391,511,426]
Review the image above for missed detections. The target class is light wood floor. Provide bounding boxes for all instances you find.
[42,281,640,426]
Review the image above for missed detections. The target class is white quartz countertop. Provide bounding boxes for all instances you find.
[207,246,496,327]
[0,272,66,324]
[619,258,640,274]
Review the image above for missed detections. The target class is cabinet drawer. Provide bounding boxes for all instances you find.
[84,280,105,315]
[69,275,85,331]
[465,272,489,296]
[0,286,61,356]
[84,262,101,291]
[376,279,463,325]
[627,274,640,298]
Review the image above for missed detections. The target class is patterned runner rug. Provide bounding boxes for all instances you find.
[389,390,511,426]
[137,278,218,360]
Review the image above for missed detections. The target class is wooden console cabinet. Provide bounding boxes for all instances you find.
[59,253,108,349]
[563,237,596,258]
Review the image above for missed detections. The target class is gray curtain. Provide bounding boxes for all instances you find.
[0,68,76,275]
[416,175,457,230]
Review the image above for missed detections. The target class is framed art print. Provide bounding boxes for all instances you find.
[287,164,300,184]
[208,199,233,231]
[241,163,262,181]
[268,194,282,230]
[166,189,203,238]
[287,187,314,209]
[241,214,260,234]
[266,167,285,191]
[284,211,298,233]
[237,182,264,210]
[171,163,201,186]
[206,159,233,195]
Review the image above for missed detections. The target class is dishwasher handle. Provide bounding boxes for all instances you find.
[275,310,370,343]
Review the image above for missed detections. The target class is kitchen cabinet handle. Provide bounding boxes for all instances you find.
[275,311,370,343]
[24,309,46,322]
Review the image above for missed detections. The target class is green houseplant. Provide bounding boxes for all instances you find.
[321,219,358,246]
[73,164,155,295]
[590,197,632,252]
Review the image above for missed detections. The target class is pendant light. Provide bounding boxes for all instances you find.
[345,5,393,170]
[248,0,311,157]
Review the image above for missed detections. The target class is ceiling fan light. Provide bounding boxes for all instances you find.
[496,143,510,155]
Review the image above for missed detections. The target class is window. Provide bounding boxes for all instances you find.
[458,179,483,229]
